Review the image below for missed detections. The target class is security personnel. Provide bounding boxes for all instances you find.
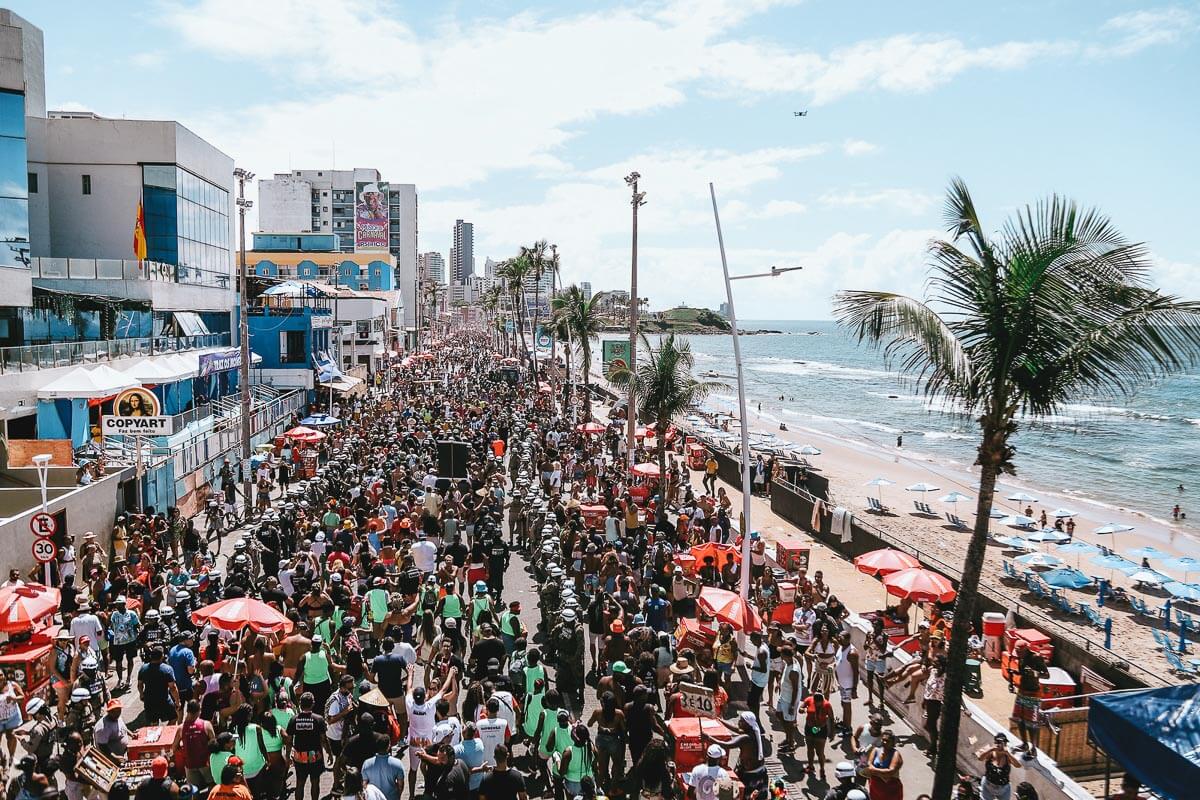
[550,608,585,709]
[539,569,562,635]
[487,535,510,599]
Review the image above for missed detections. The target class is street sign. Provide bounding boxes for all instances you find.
[102,416,174,436]
[677,681,716,718]
[32,537,57,564]
[29,512,57,537]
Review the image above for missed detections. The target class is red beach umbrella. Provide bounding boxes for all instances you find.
[191,598,294,635]
[882,568,957,603]
[575,422,606,434]
[697,587,763,632]
[853,548,920,577]
[688,542,741,565]
[0,583,60,632]
[284,426,326,443]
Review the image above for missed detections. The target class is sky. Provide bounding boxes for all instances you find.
[14,0,1200,318]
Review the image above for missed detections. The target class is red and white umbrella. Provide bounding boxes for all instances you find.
[284,426,326,443]
[191,598,294,635]
[632,462,661,478]
[575,422,606,434]
[698,587,763,632]
[853,548,920,577]
[0,584,60,632]
[882,568,957,603]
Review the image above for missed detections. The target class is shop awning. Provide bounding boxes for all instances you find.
[1089,683,1200,800]
[159,354,200,380]
[120,357,193,383]
[319,374,364,392]
[38,365,140,400]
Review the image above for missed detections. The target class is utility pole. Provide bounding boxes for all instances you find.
[234,167,254,520]
[549,244,558,367]
[624,172,645,467]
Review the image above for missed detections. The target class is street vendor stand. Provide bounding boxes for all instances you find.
[0,633,54,713]
[128,724,182,763]
[687,442,708,470]
[283,426,326,479]
[76,747,161,794]
[666,717,744,797]
[772,537,810,572]
[0,583,61,713]
[580,504,608,531]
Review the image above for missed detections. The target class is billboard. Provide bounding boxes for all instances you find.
[198,348,242,377]
[354,181,390,251]
[602,339,630,375]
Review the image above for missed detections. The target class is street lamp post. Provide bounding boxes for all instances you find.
[709,182,802,600]
[234,167,254,520]
[625,172,646,467]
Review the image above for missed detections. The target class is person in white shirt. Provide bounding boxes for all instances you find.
[685,744,732,800]
[475,688,518,737]
[411,532,438,574]
[405,679,443,799]
[69,601,104,654]
[475,697,512,766]
[0,570,23,589]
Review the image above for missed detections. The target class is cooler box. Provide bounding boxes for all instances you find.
[772,602,795,627]
[1006,628,1054,659]
[1040,667,1076,709]
[982,612,1007,662]
[674,553,698,577]
[687,444,708,470]
[580,504,608,529]
[675,617,717,653]
[774,538,810,572]
[667,716,736,774]
[127,725,181,763]
[777,581,796,604]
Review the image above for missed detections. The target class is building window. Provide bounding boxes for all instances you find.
[322,206,328,212]
[27,172,36,193]
[0,91,30,269]
[82,174,91,195]
[280,329,306,363]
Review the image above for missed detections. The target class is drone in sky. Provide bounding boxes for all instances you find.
[793,110,808,117]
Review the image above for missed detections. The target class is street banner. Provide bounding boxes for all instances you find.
[602,339,629,373]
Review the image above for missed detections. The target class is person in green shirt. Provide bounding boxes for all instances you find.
[469,581,494,632]
[321,506,341,534]
[499,600,526,657]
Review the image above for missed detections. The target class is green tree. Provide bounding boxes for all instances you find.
[608,333,725,520]
[551,284,607,419]
[834,178,1200,799]
[497,255,533,369]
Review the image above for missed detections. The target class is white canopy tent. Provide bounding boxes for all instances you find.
[37,365,140,400]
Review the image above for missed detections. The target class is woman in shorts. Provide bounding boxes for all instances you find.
[0,671,25,767]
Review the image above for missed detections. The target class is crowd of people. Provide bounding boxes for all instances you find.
[0,330,1069,800]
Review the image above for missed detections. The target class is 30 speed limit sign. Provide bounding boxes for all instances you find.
[32,538,57,564]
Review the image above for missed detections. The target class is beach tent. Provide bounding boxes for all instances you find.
[37,365,139,400]
[1088,683,1200,800]
[1007,492,1039,503]
[1049,507,1079,518]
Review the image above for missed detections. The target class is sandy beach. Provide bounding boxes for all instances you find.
[689,398,1192,687]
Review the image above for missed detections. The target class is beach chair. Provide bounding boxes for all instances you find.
[1130,596,1156,619]
[1028,581,1046,600]
[1164,650,1198,677]
[1176,610,1195,629]
[1056,595,1076,615]
[913,501,935,516]
[866,496,889,514]
[1152,629,1171,650]
[1082,604,1105,629]
[946,513,968,530]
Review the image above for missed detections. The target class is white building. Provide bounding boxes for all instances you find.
[419,251,445,284]
[580,281,592,300]
[257,169,419,331]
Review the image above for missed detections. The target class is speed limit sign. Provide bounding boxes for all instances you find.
[32,537,57,564]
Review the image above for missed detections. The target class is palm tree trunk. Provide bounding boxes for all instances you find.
[581,339,593,420]
[932,436,1003,799]
[532,277,542,384]
[657,413,669,524]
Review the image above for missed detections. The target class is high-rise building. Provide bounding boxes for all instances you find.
[257,169,418,330]
[580,281,592,301]
[452,219,473,284]
[419,251,445,285]
[483,257,498,279]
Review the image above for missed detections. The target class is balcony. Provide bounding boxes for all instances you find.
[32,258,232,290]
[0,333,230,374]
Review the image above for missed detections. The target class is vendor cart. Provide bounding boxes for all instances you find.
[666,716,745,798]
[0,635,54,714]
[675,617,716,653]
[580,504,608,531]
[772,537,810,572]
[687,443,708,470]
[128,724,181,763]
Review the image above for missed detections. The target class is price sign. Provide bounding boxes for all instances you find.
[32,537,57,563]
[678,682,716,718]
[30,512,57,537]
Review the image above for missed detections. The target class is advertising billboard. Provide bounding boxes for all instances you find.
[354,181,390,251]
[602,339,630,375]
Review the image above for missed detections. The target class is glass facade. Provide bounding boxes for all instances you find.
[142,164,231,274]
[0,90,30,269]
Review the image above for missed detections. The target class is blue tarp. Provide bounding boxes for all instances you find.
[1088,683,1200,800]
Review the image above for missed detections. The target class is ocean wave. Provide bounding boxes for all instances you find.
[922,431,972,441]
[782,408,904,435]
[748,357,891,381]
[1064,403,1176,422]
[1188,418,1200,427]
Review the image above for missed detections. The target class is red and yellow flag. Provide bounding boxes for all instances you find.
[133,200,148,260]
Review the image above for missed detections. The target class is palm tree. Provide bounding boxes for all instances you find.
[551,284,606,419]
[480,284,503,351]
[608,333,725,521]
[522,239,553,382]
[497,255,533,367]
[834,178,1200,800]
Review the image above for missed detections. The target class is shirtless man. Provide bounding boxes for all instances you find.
[701,711,768,794]
[277,622,313,679]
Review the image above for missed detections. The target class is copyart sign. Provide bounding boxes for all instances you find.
[354,181,390,251]
[102,415,174,436]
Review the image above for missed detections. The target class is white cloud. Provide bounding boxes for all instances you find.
[130,51,166,67]
[1149,252,1200,299]
[1099,8,1198,56]
[819,188,940,214]
[842,139,879,156]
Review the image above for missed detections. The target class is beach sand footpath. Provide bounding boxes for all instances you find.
[699,404,1189,687]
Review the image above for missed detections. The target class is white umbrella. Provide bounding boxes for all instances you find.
[906,482,941,494]
[1093,523,1135,535]
[1127,569,1167,586]
[865,477,895,504]
[1000,514,1038,528]
[1049,508,1079,518]
[797,445,822,456]
[1008,492,1039,503]
[939,491,973,505]
[1016,552,1064,568]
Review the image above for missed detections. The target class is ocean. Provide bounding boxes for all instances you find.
[610,320,1200,539]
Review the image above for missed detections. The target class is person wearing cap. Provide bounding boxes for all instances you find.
[207,759,252,800]
[469,581,494,633]
[822,761,860,800]
[683,743,731,800]
[498,601,526,658]
[549,609,584,709]
[702,711,768,794]
[108,595,142,691]
[133,755,178,800]
[975,731,1023,800]
[93,697,132,759]
[20,697,55,773]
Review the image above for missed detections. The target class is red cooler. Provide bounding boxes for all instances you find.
[666,717,736,773]
[982,612,1006,662]
[774,538,810,572]
[1040,667,1076,709]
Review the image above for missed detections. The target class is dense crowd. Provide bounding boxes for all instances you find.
[0,331,1061,800]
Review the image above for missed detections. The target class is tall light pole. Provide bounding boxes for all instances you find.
[624,172,645,467]
[234,167,254,519]
[33,453,52,585]
[709,182,802,600]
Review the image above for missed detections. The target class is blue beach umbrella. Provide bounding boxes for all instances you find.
[1126,546,1169,561]
[1163,582,1200,602]
[1055,540,1100,556]
[1041,568,1093,590]
[1090,554,1140,575]
[995,535,1039,552]
[1027,529,1070,544]
[1162,556,1200,577]
[1092,523,1135,535]
[1016,552,1064,569]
